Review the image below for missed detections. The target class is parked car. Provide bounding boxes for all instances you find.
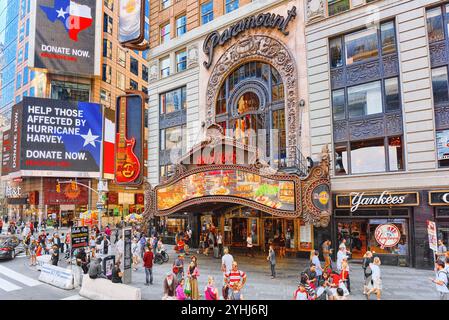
[0,236,23,260]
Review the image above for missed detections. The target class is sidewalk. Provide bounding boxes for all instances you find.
[125,247,438,300]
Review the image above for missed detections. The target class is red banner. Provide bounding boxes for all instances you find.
[44,178,89,205]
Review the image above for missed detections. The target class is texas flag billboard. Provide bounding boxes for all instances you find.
[29,0,101,76]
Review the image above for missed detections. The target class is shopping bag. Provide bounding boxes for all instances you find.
[184,278,191,295]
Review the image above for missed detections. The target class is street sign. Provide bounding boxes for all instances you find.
[96,203,104,210]
[97,180,109,192]
[427,220,438,252]
[71,226,89,249]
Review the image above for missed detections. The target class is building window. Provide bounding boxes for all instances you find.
[100,89,111,103]
[216,86,226,115]
[160,87,186,114]
[23,67,29,85]
[381,21,396,55]
[102,64,112,83]
[142,64,149,82]
[16,72,22,90]
[347,81,382,118]
[345,28,378,65]
[437,129,449,167]
[431,66,449,105]
[332,89,345,121]
[271,68,284,102]
[329,37,343,68]
[176,50,187,72]
[117,72,126,90]
[142,86,148,96]
[160,56,170,78]
[160,22,171,44]
[26,19,30,37]
[161,0,171,9]
[50,81,90,102]
[160,164,176,182]
[201,1,214,24]
[104,0,114,10]
[176,15,186,37]
[130,57,139,76]
[160,124,187,152]
[427,6,445,43]
[225,0,239,13]
[103,39,112,58]
[24,42,28,60]
[327,0,349,16]
[118,48,126,67]
[103,13,113,34]
[384,77,400,112]
[130,79,138,90]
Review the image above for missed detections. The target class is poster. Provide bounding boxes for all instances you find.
[299,222,312,250]
[9,97,102,178]
[436,130,449,161]
[427,220,438,252]
[29,0,101,76]
[71,226,89,248]
[123,228,132,270]
[156,169,296,211]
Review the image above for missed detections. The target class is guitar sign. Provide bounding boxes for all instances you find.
[115,95,141,184]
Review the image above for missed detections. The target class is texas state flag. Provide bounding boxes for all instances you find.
[40,0,93,41]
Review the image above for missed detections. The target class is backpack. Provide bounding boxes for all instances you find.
[438,270,449,289]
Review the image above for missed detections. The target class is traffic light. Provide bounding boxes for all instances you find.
[71,181,77,190]
[56,183,61,193]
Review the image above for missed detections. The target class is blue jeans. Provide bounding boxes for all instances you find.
[145,267,153,284]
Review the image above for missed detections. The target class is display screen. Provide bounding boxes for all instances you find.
[156,169,296,211]
[436,130,449,160]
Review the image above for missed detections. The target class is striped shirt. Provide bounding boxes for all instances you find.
[225,270,246,286]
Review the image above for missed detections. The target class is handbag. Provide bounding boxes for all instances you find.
[184,278,192,295]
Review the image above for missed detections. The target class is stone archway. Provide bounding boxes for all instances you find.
[205,34,299,165]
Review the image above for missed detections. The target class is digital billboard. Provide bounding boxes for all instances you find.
[119,0,145,45]
[436,129,449,161]
[29,0,101,76]
[6,97,103,178]
[115,93,144,186]
[156,169,296,211]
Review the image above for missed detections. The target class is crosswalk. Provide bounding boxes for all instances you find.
[0,265,41,292]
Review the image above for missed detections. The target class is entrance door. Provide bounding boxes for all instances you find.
[264,218,284,250]
[337,220,368,259]
[231,218,247,245]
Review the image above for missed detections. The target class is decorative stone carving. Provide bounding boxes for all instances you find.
[430,41,448,67]
[149,60,159,82]
[205,35,299,165]
[159,109,187,129]
[346,60,380,86]
[306,0,325,22]
[382,54,399,77]
[187,44,199,68]
[333,120,348,143]
[435,104,449,130]
[330,68,344,89]
[350,118,384,140]
[385,112,403,136]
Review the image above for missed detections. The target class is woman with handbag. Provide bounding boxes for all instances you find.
[204,276,219,300]
[187,260,200,300]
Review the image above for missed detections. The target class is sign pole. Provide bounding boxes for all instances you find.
[98,104,105,232]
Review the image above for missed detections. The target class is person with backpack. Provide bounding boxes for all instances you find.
[362,250,373,295]
[431,260,449,300]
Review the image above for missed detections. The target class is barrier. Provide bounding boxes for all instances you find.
[36,255,52,271]
[79,274,141,300]
[38,264,74,290]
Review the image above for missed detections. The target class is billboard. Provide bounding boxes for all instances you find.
[119,0,145,45]
[6,97,103,178]
[29,0,101,76]
[1,130,12,176]
[114,93,144,186]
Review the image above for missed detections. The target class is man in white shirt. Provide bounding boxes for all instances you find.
[221,246,234,293]
[431,260,449,300]
[336,246,348,272]
[339,238,351,256]
[246,233,254,257]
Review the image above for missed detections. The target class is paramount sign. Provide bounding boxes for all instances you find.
[336,191,420,212]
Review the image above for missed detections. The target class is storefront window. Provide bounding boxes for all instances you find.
[345,28,379,65]
[285,220,295,249]
[368,219,409,255]
[347,81,382,118]
[161,217,187,237]
[350,139,386,174]
[427,7,445,43]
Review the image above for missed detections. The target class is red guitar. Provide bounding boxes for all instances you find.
[115,96,140,183]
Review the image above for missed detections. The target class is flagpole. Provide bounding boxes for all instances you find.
[98,104,105,232]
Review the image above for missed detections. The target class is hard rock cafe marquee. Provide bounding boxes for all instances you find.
[144,125,331,254]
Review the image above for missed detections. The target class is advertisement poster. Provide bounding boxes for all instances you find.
[10,97,102,178]
[427,220,438,252]
[71,226,89,248]
[29,0,101,76]
[115,94,144,186]
[436,130,449,161]
[156,169,296,211]
[123,228,132,270]
[1,130,11,176]
[119,0,145,44]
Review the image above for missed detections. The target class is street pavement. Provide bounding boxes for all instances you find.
[0,239,440,300]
